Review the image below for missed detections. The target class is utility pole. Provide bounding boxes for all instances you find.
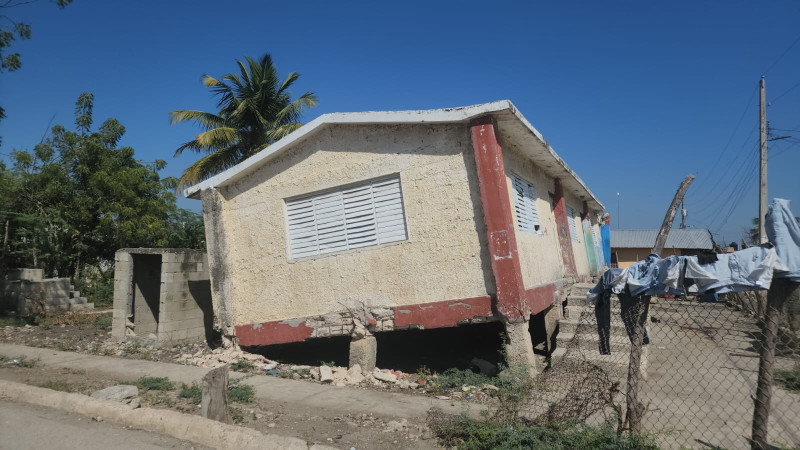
[759,77,768,244]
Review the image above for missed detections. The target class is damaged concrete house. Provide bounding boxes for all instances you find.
[184,100,605,371]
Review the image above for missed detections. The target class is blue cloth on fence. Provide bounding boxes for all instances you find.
[612,254,683,297]
[766,198,800,283]
[586,268,623,304]
[668,246,782,294]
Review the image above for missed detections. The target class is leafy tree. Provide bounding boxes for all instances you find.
[171,54,317,189]
[748,216,800,245]
[1,93,205,283]
[0,0,74,122]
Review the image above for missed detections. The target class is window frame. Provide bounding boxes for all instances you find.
[510,171,542,236]
[283,174,409,261]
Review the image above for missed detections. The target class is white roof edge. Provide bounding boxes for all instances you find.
[183,100,604,210]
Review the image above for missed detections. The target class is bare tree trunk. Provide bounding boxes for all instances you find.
[751,279,799,449]
[1,219,8,272]
[651,175,695,255]
[32,235,37,268]
[625,296,649,434]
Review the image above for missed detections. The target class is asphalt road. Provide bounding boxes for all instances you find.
[0,400,208,449]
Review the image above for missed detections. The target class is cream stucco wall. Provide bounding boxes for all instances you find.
[216,123,495,325]
[565,193,590,277]
[502,146,565,288]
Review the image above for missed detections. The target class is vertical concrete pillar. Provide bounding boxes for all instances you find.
[504,320,539,375]
[469,115,528,322]
[201,188,237,347]
[349,335,377,372]
[111,250,133,341]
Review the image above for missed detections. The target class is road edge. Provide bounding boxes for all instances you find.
[0,379,334,450]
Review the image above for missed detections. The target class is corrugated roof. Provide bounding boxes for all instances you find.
[611,229,713,250]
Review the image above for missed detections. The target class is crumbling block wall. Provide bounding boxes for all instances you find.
[1,269,92,314]
[112,249,212,346]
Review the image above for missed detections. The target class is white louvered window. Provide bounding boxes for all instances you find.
[510,173,541,235]
[592,222,601,244]
[286,176,408,259]
[567,206,580,242]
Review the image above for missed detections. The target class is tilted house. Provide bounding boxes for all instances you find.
[185,100,605,371]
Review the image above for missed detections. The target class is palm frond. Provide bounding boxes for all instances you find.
[169,110,228,129]
[194,127,238,149]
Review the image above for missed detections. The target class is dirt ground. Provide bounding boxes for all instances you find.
[0,362,439,449]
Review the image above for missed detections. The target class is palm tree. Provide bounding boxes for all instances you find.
[171,54,317,189]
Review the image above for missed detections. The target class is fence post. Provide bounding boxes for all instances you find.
[202,364,231,424]
[751,278,798,449]
[625,296,649,434]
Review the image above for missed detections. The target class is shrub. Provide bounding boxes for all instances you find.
[230,360,255,372]
[775,365,800,393]
[429,413,659,450]
[95,316,112,330]
[228,378,255,403]
[179,383,202,404]
[134,376,174,392]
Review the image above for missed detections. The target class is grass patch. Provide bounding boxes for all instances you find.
[775,365,800,393]
[428,368,495,392]
[230,360,255,372]
[179,383,202,404]
[38,380,78,393]
[0,316,35,327]
[95,316,112,330]
[429,413,659,450]
[228,378,255,403]
[134,376,175,392]
[230,406,245,424]
[11,356,40,368]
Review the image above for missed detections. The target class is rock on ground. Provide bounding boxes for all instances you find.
[90,385,140,409]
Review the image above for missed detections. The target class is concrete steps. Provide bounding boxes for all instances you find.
[556,331,634,353]
[558,318,629,336]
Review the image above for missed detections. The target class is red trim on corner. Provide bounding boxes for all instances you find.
[526,283,560,315]
[553,178,578,277]
[469,116,528,321]
[392,296,493,329]
[235,320,313,347]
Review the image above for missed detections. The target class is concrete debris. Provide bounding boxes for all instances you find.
[91,385,140,409]
[371,369,398,384]
[176,347,278,370]
[319,365,334,383]
[383,419,408,432]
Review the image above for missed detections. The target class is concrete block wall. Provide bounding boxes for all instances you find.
[1,268,93,314]
[112,249,213,347]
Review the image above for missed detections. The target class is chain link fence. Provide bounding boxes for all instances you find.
[515,287,799,449]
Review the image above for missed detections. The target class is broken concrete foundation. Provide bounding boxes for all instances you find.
[0,268,93,314]
[503,320,540,375]
[349,335,377,372]
[112,249,213,347]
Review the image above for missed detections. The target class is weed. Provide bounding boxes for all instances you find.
[429,413,659,450]
[135,376,175,392]
[430,368,494,393]
[230,406,245,424]
[38,380,78,393]
[14,356,40,368]
[147,391,177,407]
[0,316,35,327]
[55,341,75,352]
[320,360,336,367]
[95,316,112,329]
[231,359,255,372]
[775,365,800,393]
[0,354,8,363]
[228,379,255,403]
[179,383,202,404]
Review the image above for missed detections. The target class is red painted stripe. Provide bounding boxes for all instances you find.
[235,320,313,347]
[526,283,560,315]
[392,296,493,329]
[553,178,578,277]
[469,116,528,321]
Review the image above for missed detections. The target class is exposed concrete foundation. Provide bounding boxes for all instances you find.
[504,320,539,375]
[112,249,213,347]
[0,268,93,314]
[349,335,377,372]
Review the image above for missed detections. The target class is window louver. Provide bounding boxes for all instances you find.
[510,173,541,235]
[286,176,408,258]
[567,206,580,242]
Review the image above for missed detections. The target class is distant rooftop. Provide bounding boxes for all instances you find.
[611,229,713,250]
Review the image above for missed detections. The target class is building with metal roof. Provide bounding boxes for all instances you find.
[610,229,713,268]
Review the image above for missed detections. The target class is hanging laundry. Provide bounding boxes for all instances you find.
[665,246,785,294]
[610,254,684,297]
[766,198,800,283]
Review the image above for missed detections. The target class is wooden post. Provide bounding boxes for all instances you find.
[651,174,694,256]
[751,278,799,449]
[202,365,231,424]
[626,174,694,434]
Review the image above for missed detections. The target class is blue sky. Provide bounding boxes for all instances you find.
[1,0,799,244]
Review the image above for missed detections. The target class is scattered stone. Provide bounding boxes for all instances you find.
[319,365,334,383]
[372,369,397,384]
[482,384,499,391]
[383,419,407,432]
[346,365,365,385]
[91,385,140,409]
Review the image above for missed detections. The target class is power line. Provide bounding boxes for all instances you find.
[763,32,800,75]
[691,130,758,210]
[693,147,759,225]
[689,87,758,196]
[769,79,800,105]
